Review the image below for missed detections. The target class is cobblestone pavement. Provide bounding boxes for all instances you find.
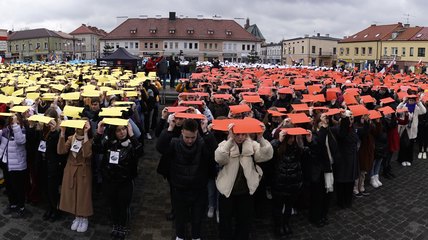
[2,136,428,240]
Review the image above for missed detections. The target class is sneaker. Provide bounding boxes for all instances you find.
[111,225,119,238]
[77,218,88,233]
[3,205,17,215]
[265,188,273,200]
[376,177,383,187]
[216,209,220,224]
[370,177,379,188]
[207,207,214,218]
[360,191,370,196]
[424,152,427,159]
[401,162,407,167]
[71,217,81,231]
[12,208,27,219]
[418,152,423,159]
[354,192,363,198]
[146,133,152,140]
[407,162,412,166]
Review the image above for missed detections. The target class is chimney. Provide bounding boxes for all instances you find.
[304,34,309,38]
[245,18,250,29]
[155,15,162,19]
[169,12,176,20]
[404,23,410,28]
[343,36,348,39]
[371,24,376,26]
[325,33,330,37]
[197,15,203,20]
[317,33,320,37]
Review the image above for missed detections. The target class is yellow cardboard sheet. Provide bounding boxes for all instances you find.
[60,120,86,129]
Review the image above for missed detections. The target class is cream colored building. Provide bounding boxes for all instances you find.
[282,33,339,67]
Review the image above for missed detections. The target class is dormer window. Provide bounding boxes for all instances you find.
[149,28,157,34]
[416,33,423,38]
[208,29,214,35]
[226,30,232,36]
[169,29,176,34]
[130,29,137,34]
[187,29,194,34]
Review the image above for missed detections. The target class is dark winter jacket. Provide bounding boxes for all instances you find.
[309,126,338,182]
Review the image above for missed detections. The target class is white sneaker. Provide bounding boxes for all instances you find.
[407,162,412,166]
[71,217,81,231]
[216,209,220,224]
[375,175,382,187]
[423,152,427,159]
[77,218,88,233]
[418,152,423,159]
[370,177,379,188]
[146,133,152,140]
[207,207,214,218]
[402,162,407,167]
[265,188,272,200]
[176,237,184,240]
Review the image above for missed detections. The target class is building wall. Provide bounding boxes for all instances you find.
[74,33,102,59]
[282,37,338,66]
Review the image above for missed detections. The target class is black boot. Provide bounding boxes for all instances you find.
[274,216,285,237]
[283,215,293,235]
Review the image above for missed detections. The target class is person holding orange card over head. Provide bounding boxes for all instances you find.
[215,119,273,240]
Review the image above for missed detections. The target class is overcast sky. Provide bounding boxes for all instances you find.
[1,0,426,42]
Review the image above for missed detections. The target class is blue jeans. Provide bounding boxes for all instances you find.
[207,179,218,209]
[370,158,383,177]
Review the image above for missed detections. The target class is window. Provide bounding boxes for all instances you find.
[169,42,173,49]
[368,47,373,55]
[418,48,425,57]
[205,43,208,49]
[242,44,245,51]
[144,43,148,49]
[130,29,137,34]
[208,30,214,35]
[215,43,218,49]
[402,47,406,56]
[346,48,349,55]
[135,42,139,49]
[149,43,153,49]
[223,43,227,50]
[36,42,41,50]
[340,48,344,55]
[312,46,316,54]
[175,42,178,49]
[301,46,304,53]
[187,29,194,34]
[391,47,398,55]
[15,45,18,51]
[184,42,187,49]
[164,43,168,49]
[149,28,157,34]
[233,44,236,50]
[384,47,387,56]
[226,30,232,36]
[169,29,176,34]
[44,42,48,49]
[247,45,250,51]
[209,43,213,49]
[155,43,158,49]
[251,45,254,50]
[194,43,198,49]
[58,43,61,50]
[22,44,25,50]
[354,47,359,55]
[29,43,33,51]
[189,43,193,49]
[333,47,337,55]
[116,43,119,48]
[410,47,414,56]
[130,42,134,49]
[361,47,365,55]
[125,42,128,49]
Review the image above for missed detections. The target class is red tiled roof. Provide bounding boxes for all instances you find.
[409,27,428,41]
[102,18,261,42]
[70,24,107,36]
[392,27,423,40]
[8,28,62,41]
[339,23,403,43]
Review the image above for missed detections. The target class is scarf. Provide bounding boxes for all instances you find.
[407,103,416,113]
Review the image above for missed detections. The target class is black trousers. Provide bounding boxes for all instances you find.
[418,126,428,151]
[6,169,28,209]
[335,182,354,208]
[309,177,331,223]
[398,132,415,163]
[272,193,298,227]
[219,193,254,240]
[104,180,134,226]
[172,187,206,239]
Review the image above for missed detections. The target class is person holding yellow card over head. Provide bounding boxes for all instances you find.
[57,118,93,233]
[93,119,142,239]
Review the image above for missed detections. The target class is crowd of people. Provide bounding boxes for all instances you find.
[0,62,426,240]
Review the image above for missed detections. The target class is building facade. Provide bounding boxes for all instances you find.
[0,29,7,63]
[100,12,262,62]
[282,33,339,67]
[261,43,282,64]
[70,24,107,60]
[338,22,428,73]
[7,28,83,62]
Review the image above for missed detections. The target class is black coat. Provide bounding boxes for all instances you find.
[309,126,337,182]
[156,130,217,190]
[208,102,230,119]
[271,140,304,196]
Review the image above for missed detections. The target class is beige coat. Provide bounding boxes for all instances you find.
[58,135,93,217]
[215,137,273,198]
